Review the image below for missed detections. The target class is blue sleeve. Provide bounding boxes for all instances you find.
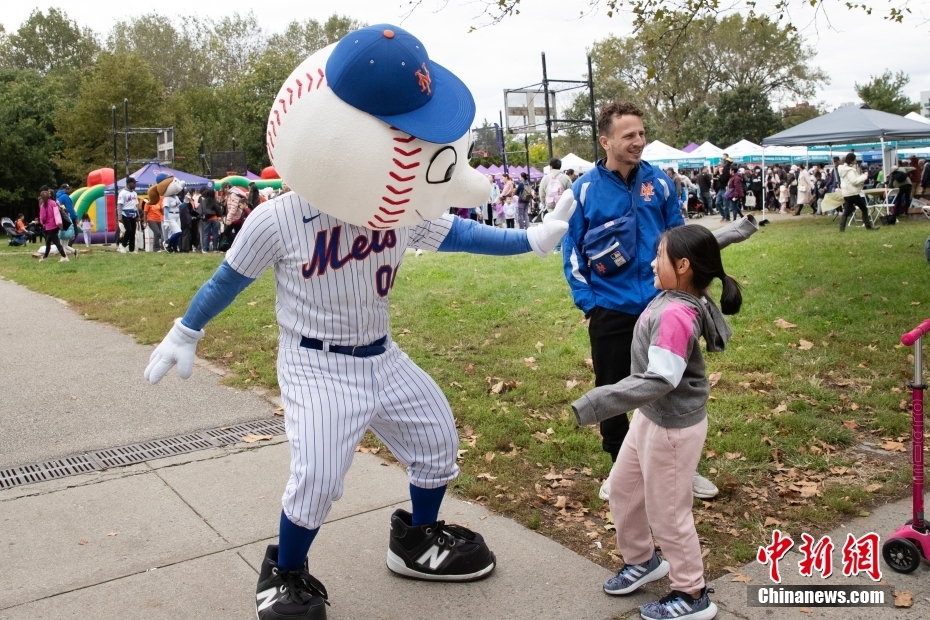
[437,216,532,255]
[562,178,596,314]
[661,173,685,230]
[181,261,256,331]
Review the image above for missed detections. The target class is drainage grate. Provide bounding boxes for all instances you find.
[0,417,286,491]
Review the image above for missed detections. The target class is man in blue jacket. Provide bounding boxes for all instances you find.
[561,101,720,501]
[56,184,78,250]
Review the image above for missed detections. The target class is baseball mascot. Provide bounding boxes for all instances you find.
[148,172,185,251]
[144,25,574,620]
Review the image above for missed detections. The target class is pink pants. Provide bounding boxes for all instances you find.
[608,411,707,593]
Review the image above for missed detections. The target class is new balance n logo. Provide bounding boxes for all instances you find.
[256,587,279,612]
[416,544,450,570]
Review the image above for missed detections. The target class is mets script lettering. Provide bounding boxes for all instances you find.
[302,226,398,278]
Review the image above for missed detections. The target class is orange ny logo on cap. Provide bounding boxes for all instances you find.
[415,63,431,95]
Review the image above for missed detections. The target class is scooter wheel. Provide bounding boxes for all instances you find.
[882,538,922,573]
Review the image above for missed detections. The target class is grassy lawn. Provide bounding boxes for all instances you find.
[1,216,929,579]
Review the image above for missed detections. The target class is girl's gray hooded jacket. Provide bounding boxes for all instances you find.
[572,289,731,430]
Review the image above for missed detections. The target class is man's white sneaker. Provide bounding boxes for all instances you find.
[693,473,719,499]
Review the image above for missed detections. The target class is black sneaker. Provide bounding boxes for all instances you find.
[386,508,496,581]
[255,544,329,620]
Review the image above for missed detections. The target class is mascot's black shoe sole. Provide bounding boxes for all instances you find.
[256,544,329,620]
[386,509,496,581]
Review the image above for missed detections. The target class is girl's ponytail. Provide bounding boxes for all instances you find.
[719,273,742,315]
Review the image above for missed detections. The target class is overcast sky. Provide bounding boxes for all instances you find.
[4,0,929,134]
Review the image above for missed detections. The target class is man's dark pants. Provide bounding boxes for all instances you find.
[588,306,638,461]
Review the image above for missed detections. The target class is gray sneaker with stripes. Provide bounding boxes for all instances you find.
[640,587,717,620]
[603,551,670,595]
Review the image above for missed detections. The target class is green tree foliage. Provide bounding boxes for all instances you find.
[781,102,823,129]
[265,14,366,68]
[107,14,212,93]
[708,85,783,146]
[0,69,64,219]
[55,52,166,182]
[0,8,98,75]
[580,13,825,145]
[854,71,918,116]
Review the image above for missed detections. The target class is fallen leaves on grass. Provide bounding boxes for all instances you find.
[464,363,475,375]
[881,440,907,452]
[731,573,752,583]
[708,371,722,387]
[533,431,549,443]
[241,434,273,443]
[798,339,814,350]
[774,318,797,329]
[535,341,544,353]
[477,473,497,481]
[485,452,496,463]
[865,484,882,493]
[273,407,284,416]
[764,517,781,527]
[566,379,582,390]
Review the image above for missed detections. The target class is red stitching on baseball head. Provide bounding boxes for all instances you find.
[274,110,281,125]
[379,207,406,216]
[390,171,415,183]
[268,122,277,137]
[394,147,422,157]
[296,79,303,98]
[305,73,314,90]
[393,135,416,144]
[392,158,419,170]
[317,68,325,88]
[278,98,287,114]
[386,185,412,195]
[382,197,410,206]
[286,88,294,105]
[368,221,390,229]
[375,214,399,224]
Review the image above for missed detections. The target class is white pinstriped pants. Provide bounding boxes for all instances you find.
[278,342,460,529]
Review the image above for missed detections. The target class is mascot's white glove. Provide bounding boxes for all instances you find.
[144,318,205,384]
[526,189,576,257]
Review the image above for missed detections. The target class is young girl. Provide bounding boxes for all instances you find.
[778,183,790,213]
[80,214,92,247]
[37,186,68,262]
[572,225,741,620]
[502,195,516,228]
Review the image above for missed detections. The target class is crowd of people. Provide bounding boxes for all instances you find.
[115,178,291,255]
[455,159,578,231]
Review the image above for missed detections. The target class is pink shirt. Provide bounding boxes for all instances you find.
[39,199,60,231]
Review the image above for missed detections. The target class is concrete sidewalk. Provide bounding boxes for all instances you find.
[0,277,927,620]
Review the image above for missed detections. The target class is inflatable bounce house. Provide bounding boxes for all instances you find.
[64,164,285,245]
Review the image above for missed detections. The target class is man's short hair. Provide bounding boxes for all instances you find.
[549,158,562,170]
[127,177,136,185]
[597,101,645,137]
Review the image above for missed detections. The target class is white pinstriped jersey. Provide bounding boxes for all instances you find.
[224,191,454,348]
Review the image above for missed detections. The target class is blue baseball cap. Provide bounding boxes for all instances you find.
[326,24,475,144]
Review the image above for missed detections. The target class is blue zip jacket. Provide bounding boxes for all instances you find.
[562,159,684,316]
[56,189,77,224]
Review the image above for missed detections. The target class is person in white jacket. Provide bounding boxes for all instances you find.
[794,163,816,215]
[837,152,877,232]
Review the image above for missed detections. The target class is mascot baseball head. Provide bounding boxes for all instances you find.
[147,172,184,205]
[267,24,489,229]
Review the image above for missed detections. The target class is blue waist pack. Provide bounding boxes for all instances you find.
[582,213,637,277]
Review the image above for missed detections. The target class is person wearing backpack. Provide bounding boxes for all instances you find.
[882,162,915,225]
[37,186,69,262]
[515,172,534,229]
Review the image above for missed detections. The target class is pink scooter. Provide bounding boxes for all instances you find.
[882,318,930,573]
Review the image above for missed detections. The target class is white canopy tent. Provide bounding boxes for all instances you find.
[642,140,690,162]
[904,112,930,125]
[559,152,595,174]
[689,141,724,160]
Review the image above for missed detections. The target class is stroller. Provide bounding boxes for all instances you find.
[685,194,705,219]
[2,217,27,246]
